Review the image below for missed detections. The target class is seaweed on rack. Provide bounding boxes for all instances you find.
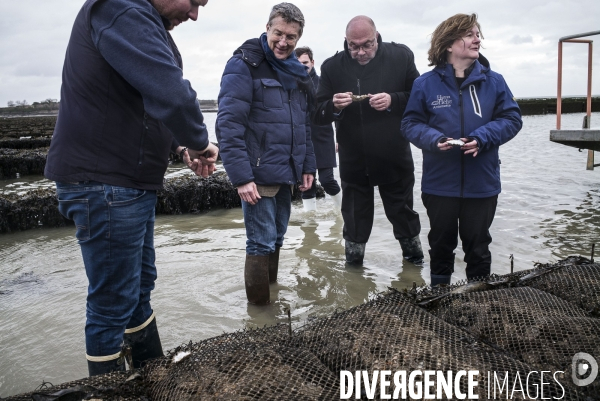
[0,148,48,179]
[0,116,57,139]
[0,187,68,233]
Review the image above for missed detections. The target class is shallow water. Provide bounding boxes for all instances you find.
[0,112,599,397]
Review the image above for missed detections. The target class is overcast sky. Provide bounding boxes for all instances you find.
[0,0,599,106]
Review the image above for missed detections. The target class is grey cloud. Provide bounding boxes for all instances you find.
[510,35,534,44]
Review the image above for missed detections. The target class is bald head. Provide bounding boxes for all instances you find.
[346,15,376,37]
[345,15,378,65]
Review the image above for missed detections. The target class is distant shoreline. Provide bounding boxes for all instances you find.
[0,97,598,117]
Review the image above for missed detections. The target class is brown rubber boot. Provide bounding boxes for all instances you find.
[268,247,281,283]
[244,254,270,305]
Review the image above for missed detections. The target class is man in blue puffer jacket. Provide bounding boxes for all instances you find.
[216,2,316,305]
[402,13,522,285]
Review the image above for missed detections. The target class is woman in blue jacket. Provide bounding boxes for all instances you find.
[216,3,316,305]
[401,13,522,286]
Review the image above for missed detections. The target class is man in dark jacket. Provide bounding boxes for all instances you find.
[44,0,218,376]
[295,46,342,212]
[314,15,423,266]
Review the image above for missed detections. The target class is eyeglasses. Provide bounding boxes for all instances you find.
[270,32,298,46]
[348,39,377,53]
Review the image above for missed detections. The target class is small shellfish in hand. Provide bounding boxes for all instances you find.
[351,94,370,102]
[445,139,465,147]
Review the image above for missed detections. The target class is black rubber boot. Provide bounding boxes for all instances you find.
[399,236,424,265]
[268,246,280,283]
[87,353,126,376]
[345,241,366,265]
[123,315,164,369]
[430,274,452,287]
[245,254,270,305]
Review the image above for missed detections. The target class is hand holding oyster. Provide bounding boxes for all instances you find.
[351,94,371,102]
[445,139,465,147]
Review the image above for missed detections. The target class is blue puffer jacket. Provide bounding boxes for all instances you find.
[216,38,316,187]
[401,56,522,198]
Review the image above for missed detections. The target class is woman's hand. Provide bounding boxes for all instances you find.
[461,138,479,157]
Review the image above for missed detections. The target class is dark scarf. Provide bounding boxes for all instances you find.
[260,33,308,91]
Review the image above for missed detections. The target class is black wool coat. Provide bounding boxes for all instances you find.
[314,34,419,186]
[308,68,337,169]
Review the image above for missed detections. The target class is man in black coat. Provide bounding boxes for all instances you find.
[314,15,423,265]
[295,46,342,212]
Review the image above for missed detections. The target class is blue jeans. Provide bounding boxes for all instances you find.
[242,186,291,256]
[56,181,157,359]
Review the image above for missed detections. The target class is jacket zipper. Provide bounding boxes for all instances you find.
[139,113,148,165]
[357,78,369,176]
[289,90,297,183]
[256,131,267,166]
[459,88,465,198]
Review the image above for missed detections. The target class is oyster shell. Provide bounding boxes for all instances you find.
[446,139,465,147]
[351,94,370,102]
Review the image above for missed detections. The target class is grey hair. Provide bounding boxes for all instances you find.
[267,2,305,36]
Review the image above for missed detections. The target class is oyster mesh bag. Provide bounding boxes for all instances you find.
[516,261,600,316]
[424,286,600,398]
[3,370,149,401]
[5,261,599,400]
[143,324,339,400]
[290,291,582,400]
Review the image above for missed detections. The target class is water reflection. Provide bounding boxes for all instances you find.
[293,214,377,315]
[541,188,600,260]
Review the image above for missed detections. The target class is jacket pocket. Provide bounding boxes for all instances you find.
[260,79,284,109]
[138,113,148,166]
[250,131,267,166]
[298,89,307,112]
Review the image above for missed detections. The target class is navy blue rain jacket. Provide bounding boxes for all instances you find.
[401,56,522,198]
[44,0,209,189]
[216,38,316,187]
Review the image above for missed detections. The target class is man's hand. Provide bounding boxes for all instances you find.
[237,181,261,205]
[369,93,391,111]
[333,92,353,112]
[298,173,314,192]
[186,143,219,177]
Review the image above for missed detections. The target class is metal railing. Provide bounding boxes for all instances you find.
[556,30,599,169]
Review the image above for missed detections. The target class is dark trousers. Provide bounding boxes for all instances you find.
[422,193,498,279]
[302,167,341,199]
[341,176,421,244]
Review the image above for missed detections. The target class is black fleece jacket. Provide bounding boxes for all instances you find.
[314,34,419,186]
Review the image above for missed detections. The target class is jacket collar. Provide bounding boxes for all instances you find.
[234,38,265,68]
[434,53,491,86]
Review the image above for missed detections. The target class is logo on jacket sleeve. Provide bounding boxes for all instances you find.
[431,95,452,109]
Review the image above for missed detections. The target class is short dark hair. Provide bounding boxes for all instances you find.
[294,46,313,61]
[268,3,305,37]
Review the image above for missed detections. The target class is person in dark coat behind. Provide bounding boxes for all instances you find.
[295,46,342,212]
[401,13,522,286]
[314,15,423,266]
[216,3,316,305]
